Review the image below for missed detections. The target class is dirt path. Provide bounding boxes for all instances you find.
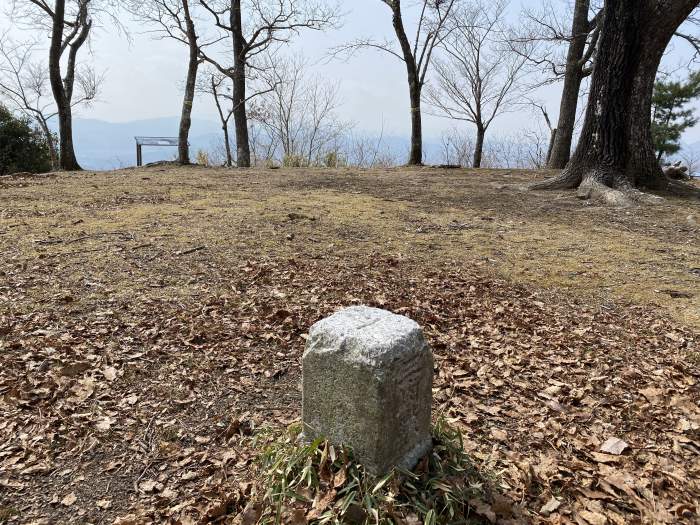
[0,167,698,524]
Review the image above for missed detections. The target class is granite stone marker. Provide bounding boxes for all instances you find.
[302,306,433,475]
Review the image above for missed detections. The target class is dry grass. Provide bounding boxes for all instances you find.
[3,165,697,326]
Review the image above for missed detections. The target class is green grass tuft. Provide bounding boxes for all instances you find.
[249,419,491,524]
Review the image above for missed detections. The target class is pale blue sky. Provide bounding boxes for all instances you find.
[2,0,699,144]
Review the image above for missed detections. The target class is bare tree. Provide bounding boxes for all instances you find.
[198,70,235,166]
[509,0,601,169]
[125,0,203,164]
[426,0,530,168]
[252,55,350,166]
[679,147,700,177]
[11,0,114,170]
[0,35,100,168]
[332,0,457,166]
[439,128,474,167]
[197,0,340,168]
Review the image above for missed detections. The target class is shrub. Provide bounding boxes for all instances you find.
[0,105,51,175]
[283,154,306,168]
[195,149,210,166]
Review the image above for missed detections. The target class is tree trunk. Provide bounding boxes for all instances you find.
[48,0,81,171]
[408,84,423,165]
[390,0,423,166]
[473,126,485,168]
[546,128,557,165]
[231,0,251,168]
[532,0,700,204]
[223,123,233,167]
[178,0,198,165]
[37,117,58,170]
[547,0,590,169]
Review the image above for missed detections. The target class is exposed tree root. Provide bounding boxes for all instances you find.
[529,167,697,206]
[575,178,664,206]
[529,170,581,190]
[663,178,700,199]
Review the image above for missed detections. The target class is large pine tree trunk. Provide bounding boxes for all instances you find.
[178,1,198,165]
[547,0,590,169]
[532,0,700,204]
[231,0,251,168]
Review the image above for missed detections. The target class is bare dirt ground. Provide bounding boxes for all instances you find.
[0,166,698,524]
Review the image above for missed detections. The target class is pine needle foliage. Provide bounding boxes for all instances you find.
[651,71,700,161]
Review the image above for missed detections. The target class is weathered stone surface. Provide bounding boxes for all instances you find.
[302,306,433,475]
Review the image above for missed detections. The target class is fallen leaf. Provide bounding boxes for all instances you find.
[579,509,609,525]
[139,480,157,493]
[95,417,113,432]
[102,366,117,381]
[61,492,77,506]
[600,437,629,455]
[541,497,561,515]
[591,452,623,464]
[491,428,508,442]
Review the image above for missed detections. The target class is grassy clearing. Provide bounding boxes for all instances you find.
[4,166,696,325]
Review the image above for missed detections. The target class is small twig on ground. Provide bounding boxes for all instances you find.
[175,246,207,256]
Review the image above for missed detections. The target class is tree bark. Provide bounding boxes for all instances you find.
[178,0,198,165]
[37,117,58,170]
[532,0,700,203]
[48,0,87,171]
[231,0,251,168]
[408,84,423,165]
[473,125,485,168]
[547,0,591,169]
[391,0,423,166]
[211,76,234,167]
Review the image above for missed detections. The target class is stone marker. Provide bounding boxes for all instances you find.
[302,306,433,475]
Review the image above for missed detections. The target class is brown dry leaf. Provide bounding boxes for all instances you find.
[469,498,496,523]
[591,452,622,464]
[235,500,262,525]
[333,466,347,488]
[491,428,508,442]
[639,387,663,401]
[61,492,77,506]
[579,509,609,525]
[307,488,336,519]
[102,366,118,381]
[541,497,561,515]
[600,437,629,455]
[96,499,112,509]
[95,417,113,432]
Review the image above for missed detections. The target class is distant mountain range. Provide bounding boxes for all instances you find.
[68,116,425,170]
[68,117,221,170]
[66,117,700,174]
